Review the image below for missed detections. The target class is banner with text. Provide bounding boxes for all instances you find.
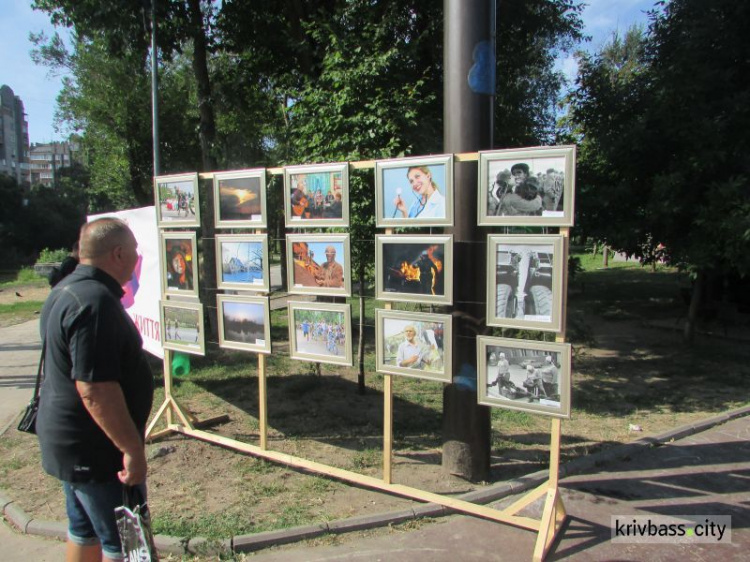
[89,206,163,359]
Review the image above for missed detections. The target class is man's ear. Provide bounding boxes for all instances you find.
[112,244,123,262]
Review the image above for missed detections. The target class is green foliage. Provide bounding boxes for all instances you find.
[568,2,750,278]
[13,267,47,284]
[495,0,585,146]
[37,247,71,263]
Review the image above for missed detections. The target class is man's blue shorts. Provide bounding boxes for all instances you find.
[63,480,147,561]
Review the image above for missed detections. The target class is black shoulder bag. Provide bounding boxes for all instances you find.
[17,339,45,434]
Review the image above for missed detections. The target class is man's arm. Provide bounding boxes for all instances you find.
[75,381,147,485]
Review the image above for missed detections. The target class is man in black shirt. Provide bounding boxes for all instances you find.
[37,217,154,562]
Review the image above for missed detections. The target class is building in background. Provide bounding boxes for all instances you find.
[29,141,81,188]
[0,85,31,186]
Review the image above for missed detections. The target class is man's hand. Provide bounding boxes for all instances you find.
[119,449,147,485]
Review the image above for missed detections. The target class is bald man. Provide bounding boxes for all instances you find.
[37,218,154,562]
[315,245,344,288]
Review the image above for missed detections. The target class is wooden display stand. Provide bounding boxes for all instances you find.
[145,348,229,441]
[379,227,570,561]
[147,158,569,561]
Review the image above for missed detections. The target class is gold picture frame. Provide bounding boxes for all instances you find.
[287,301,352,366]
[375,309,452,383]
[477,336,571,419]
[486,234,565,332]
[478,145,576,227]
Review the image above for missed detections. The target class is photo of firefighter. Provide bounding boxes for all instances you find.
[494,243,555,323]
[382,242,445,298]
[485,345,561,406]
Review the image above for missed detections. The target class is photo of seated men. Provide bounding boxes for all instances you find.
[382,319,445,373]
[487,157,565,218]
[486,347,560,405]
[289,172,344,220]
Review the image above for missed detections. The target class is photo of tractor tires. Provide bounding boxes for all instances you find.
[486,235,564,332]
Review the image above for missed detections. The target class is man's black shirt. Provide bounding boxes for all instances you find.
[37,265,154,482]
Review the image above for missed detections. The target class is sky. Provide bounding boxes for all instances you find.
[555,0,657,83]
[0,1,72,144]
[1,0,656,145]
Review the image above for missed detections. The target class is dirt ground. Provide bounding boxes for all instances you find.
[0,284,49,305]
[0,284,49,327]
[2,269,749,545]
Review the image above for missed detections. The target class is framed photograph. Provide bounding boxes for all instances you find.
[286,234,351,297]
[477,336,571,419]
[213,169,267,229]
[155,172,201,228]
[160,231,199,298]
[288,302,352,366]
[217,294,271,354]
[375,154,454,228]
[375,309,452,383]
[478,145,576,226]
[160,300,205,355]
[375,234,453,305]
[215,234,270,292]
[284,162,349,227]
[486,235,565,332]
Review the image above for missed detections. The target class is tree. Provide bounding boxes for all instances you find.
[495,0,584,147]
[0,174,25,259]
[568,1,750,341]
[563,26,651,256]
[33,0,217,172]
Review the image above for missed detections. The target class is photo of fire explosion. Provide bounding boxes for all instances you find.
[382,242,446,298]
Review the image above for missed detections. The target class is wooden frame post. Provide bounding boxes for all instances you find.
[382,227,395,484]
[258,353,268,450]
[146,348,228,441]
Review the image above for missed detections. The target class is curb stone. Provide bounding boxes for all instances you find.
[154,534,188,556]
[185,536,231,556]
[233,523,328,553]
[25,519,67,540]
[2,404,749,557]
[327,509,415,534]
[4,501,32,533]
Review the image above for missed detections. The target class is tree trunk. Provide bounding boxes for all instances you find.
[199,178,218,343]
[184,0,219,342]
[684,269,705,344]
[441,0,494,481]
[357,261,366,395]
[602,245,609,268]
[186,0,217,172]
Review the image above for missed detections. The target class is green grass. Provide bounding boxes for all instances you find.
[0,266,47,287]
[0,300,45,327]
[0,301,44,314]
[351,448,381,470]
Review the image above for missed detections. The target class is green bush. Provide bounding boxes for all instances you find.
[37,247,71,263]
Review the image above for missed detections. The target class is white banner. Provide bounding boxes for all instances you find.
[89,207,164,359]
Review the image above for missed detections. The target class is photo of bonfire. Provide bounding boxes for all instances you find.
[383,242,445,297]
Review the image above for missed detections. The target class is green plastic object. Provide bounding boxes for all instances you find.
[171,352,191,378]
